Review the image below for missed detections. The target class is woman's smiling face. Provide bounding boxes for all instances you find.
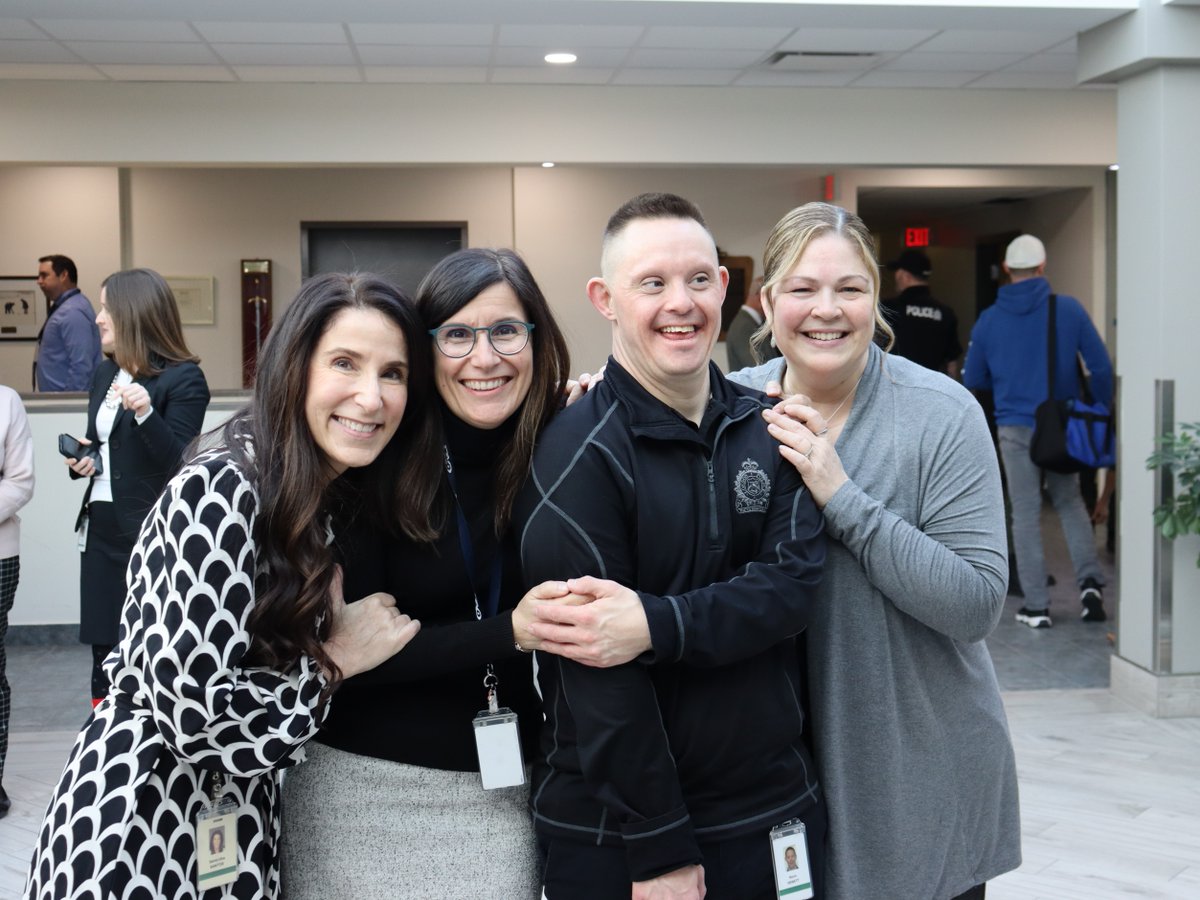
[766,232,877,390]
[433,282,534,430]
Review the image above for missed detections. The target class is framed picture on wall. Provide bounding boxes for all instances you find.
[0,276,44,340]
[167,276,216,325]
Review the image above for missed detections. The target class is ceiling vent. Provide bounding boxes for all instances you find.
[763,50,878,72]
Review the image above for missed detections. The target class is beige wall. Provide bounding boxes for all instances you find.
[0,167,121,390]
[0,163,1109,388]
[0,81,1117,168]
[128,166,515,388]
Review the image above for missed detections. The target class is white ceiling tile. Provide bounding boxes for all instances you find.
[497,25,642,48]
[211,43,356,66]
[35,18,198,42]
[779,28,937,53]
[65,41,218,65]
[0,18,50,39]
[492,46,627,67]
[364,66,488,84]
[626,48,766,69]
[349,23,495,46]
[233,65,362,83]
[1006,53,1078,74]
[194,22,347,44]
[733,70,860,88]
[358,44,492,66]
[0,39,79,64]
[640,26,792,51]
[612,68,739,86]
[968,71,1080,90]
[853,70,979,89]
[0,62,104,80]
[96,64,234,82]
[921,30,1072,53]
[883,52,1025,73]
[489,66,613,85]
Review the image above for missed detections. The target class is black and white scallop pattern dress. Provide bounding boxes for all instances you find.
[26,449,329,899]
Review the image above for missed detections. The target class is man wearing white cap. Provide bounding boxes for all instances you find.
[963,234,1112,628]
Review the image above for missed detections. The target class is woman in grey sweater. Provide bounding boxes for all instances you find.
[727,202,1020,899]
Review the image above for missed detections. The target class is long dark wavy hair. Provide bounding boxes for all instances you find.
[220,272,433,690]
[401,248,570,538]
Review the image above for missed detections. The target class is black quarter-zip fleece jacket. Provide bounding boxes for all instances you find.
[516,358,825,882]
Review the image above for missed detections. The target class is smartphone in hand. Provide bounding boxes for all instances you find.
[58,433,103,474]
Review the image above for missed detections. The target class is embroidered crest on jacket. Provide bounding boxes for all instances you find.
[734,458,771,514]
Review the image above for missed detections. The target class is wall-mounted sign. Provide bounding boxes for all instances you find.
[905,227,931,248]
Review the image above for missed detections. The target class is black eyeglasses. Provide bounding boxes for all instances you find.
[429,321,535,358]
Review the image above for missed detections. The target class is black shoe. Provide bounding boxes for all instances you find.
[1080,579,1107,622]
[0,783,10,818]
[1016,606,1053,628]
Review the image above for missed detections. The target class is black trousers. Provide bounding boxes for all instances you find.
[542,799,826,900]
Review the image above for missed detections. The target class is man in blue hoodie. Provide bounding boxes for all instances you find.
[963,234,1112,627]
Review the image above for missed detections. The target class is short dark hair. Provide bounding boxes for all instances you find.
[602,192,711,245]
[38,254,77,284]
[411,247,571,535]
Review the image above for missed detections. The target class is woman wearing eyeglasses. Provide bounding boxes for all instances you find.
[281,249,575,898]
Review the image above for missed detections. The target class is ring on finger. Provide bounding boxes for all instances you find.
[814,427,829,437]
[803,445,815,460]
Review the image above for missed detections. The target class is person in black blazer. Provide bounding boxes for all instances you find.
[63,268,210,703]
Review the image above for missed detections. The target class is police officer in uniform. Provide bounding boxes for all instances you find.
[882,249,962,377]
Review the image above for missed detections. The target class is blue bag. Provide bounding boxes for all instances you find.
[1029,295,1116,473]
[1064,397,1116,469]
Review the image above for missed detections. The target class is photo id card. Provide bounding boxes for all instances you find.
[770,819,814,899]
[195,800,238,891]
[473,707,525,790]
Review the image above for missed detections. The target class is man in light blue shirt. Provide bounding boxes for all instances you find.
[34,254,102,392]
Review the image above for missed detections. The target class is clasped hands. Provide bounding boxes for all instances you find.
[512,575,651,668]
[759,382,848,509]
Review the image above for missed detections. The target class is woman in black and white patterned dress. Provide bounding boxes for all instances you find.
[26,273,430,899]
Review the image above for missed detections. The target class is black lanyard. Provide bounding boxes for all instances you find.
[443,446,502,621]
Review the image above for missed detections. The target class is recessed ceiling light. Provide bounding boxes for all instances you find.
[542,162,556,168]
[544,52,577,65]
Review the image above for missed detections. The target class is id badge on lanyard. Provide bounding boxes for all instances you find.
[195,772,238,891]
[446,446,526,791]
[473,679,526,790]
[769,818,814,898]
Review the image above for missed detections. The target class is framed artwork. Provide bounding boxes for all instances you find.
[0,276,44,340]
[167,276,216,325]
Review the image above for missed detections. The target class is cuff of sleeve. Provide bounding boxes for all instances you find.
[639,592,681,664]
[621,806,701,882]
[817,479,859,542]
[134,406,154,425]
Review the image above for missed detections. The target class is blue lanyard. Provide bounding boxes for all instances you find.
[443,446,502,621]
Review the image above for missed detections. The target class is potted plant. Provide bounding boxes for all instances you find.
[1147,422,1200,566]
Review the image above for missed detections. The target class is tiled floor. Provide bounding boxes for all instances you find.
[2,509,1193,898]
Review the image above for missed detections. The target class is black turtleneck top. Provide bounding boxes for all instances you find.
[318,409,539,770]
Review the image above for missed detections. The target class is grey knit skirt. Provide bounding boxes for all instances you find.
[281,741,540,900]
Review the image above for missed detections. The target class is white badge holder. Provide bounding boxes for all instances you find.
[195,773,238,891]
[473,670,525,790]
[769,818,814,899]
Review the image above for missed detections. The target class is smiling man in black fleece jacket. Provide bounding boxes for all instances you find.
[516,193,826,900]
